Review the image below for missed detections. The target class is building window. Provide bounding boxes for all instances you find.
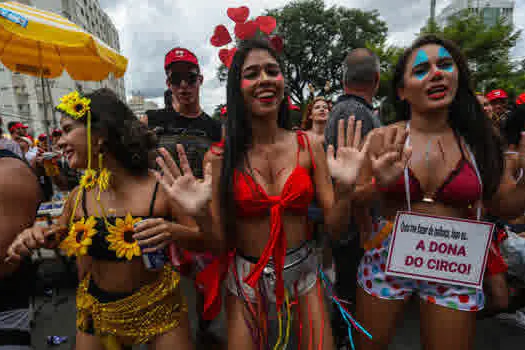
[0,87,9,91]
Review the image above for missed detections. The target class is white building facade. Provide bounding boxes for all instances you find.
[0,0,125,135]
[128,95,158,118]
[437,0,515,27]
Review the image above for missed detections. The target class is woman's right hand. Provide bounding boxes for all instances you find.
[156,145,212,216]
[6,225,63,262]
[369,127,412,187]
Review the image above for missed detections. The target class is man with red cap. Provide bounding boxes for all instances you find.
[146,47,221,178]
[146,47,222,346]
[7,122,28,143]
[486,89,510,129]
[0,118,23,158]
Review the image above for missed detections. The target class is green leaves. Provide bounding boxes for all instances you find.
[420,9,524,97]
[265,0,388,107]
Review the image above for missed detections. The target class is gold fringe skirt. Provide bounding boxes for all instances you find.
[76,266,187,346]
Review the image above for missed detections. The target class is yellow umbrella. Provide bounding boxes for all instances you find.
[0,1,127,80]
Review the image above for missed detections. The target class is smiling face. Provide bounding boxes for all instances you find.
[310,99,329,123]
[240,49,285,118]
[58,117,90,169]
[398,44,459,114]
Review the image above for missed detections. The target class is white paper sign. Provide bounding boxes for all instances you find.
[385,212,494,289]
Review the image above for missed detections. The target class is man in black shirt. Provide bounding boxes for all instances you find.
[146,47,222,345]
[147,47,221,178]
[324,48,382,348]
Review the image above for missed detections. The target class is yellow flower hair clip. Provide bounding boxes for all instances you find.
[57,91,91,120]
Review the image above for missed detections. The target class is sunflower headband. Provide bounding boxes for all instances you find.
[56,91,111,225]
[56,91,91,120]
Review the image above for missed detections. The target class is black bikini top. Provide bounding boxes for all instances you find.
[60,182,160,261]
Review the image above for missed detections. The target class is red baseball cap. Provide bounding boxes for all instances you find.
[9,122,28,133]
[38,133,48,141]
[486,89,508,102]
[164,48,199,70]
[516,93,525,105]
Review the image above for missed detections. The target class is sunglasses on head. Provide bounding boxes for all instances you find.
[169,71,200,87]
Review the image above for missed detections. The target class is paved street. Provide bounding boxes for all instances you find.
[30,260,525,350]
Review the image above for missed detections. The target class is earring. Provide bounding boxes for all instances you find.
[97,152,111,200]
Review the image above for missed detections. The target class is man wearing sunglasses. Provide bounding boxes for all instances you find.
[147,47,221,178]
[146,47,223,347]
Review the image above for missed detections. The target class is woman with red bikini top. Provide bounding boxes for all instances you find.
[152,39,387,350]
[353,35,525,350]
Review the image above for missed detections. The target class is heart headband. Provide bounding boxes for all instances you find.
[210,6,283,68]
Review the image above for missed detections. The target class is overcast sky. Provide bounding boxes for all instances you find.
[99,0,525,113]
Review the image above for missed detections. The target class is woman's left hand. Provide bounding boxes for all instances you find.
[327,116,370,191]
[133,218,173,253]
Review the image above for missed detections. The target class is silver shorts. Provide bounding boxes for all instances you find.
[226,243,318,303]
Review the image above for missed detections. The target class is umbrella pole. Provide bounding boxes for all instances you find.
[40,75,51,137]
[45,79,58,129]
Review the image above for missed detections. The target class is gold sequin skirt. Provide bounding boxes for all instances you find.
[76,266,187,346]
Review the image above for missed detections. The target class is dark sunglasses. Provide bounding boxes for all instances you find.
[169,71,199,87]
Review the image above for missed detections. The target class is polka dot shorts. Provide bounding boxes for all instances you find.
[358,224,484,312]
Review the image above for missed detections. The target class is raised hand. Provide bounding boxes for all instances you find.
[369,127,412,187]
[327,116,369,190]
[155,145,212,216]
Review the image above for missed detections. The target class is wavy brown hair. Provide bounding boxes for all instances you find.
[76,88,157,175]
[301,96,330,130]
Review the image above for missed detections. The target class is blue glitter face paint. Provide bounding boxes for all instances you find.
[412,50,430,80]
[438,46,454,73]
[413,49,429,67]
[438,47,452,59]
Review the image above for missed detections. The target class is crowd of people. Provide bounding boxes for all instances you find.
[0,29,525,350]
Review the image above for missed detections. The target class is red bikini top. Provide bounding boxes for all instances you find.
[379,130,482,209]
[233,131,316,217]
[196,130,317,320]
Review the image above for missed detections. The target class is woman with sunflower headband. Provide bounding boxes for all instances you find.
[7,88,195,350]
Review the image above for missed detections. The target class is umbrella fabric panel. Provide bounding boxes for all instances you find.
[0,1,128,81]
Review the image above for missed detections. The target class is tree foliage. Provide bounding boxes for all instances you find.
[420,9,524,98]
[265,0,388,107]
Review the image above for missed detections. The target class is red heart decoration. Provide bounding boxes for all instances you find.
[255,16,276,35]
[235,20,258,40]
[269,35,284,53]
[210,25,232,47]
[219,48,237,68]
[227,6,250,23]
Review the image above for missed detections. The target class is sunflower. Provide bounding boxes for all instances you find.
[59,216,97,257]
[56,91,91,120]
[69,97,91,119]
[80,169,98,191]
[106,213,142,260]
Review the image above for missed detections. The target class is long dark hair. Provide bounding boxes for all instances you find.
[82,88,156,175]
[502,104,525,146]
[392,35,504,199]
[220,39,290,247]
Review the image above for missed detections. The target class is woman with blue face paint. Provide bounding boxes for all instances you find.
[354,35,525,350]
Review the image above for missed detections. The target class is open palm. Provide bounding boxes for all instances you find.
[369,127,412,187]
[155,146,212,216]
[327,116,369,189]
